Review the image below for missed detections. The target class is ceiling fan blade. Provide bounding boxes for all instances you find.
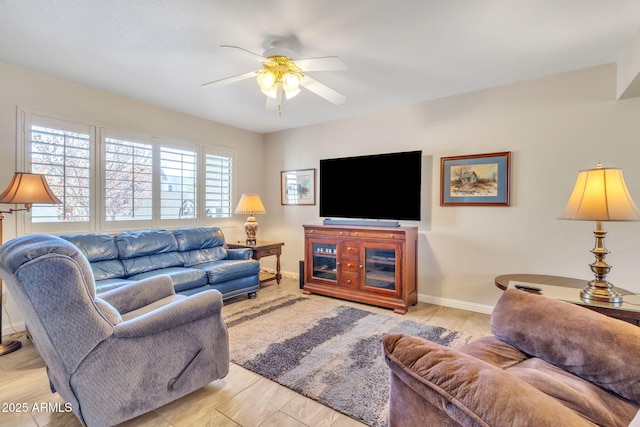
[221,45,270,63]
[295,56,347,72]
[201,71,256,89]
[300,75,346,105]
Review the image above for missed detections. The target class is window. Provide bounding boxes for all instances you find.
[28,120,93,226]
[104,136,153,221]
[21,110,235,233]
[205,152,233,218]
[160,146,197,220]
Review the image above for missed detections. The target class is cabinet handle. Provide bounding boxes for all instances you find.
[359,265,363,269]
[347,280,352,284]
[340,231,344,235]
[336,262,341,266]
[347,263,353,268]
[354,232,359,236]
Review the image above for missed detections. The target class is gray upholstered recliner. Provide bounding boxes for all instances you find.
[0,234,229,427]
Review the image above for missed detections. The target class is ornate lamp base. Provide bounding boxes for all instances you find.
[244,215,259,245]
[581,221,623,304]
[580,280,622,304]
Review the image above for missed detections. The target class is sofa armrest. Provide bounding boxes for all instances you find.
[227,248,252,260]
[382,334,594,426]
[113,289,224,338]
[492,289,640,405]
[98,275,175,315]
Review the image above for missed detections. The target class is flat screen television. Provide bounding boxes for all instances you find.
[319,150,422,221]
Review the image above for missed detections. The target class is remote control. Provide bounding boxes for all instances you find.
[514,284,542,292]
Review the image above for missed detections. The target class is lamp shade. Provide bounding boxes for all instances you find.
[235,194,266,215]
[0,172,62,205]
[559,164,639,221]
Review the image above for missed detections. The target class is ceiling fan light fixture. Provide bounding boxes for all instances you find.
[284,87,301,100]
[261,86,279,99]
[282,72,301,92]
[256,69,276,91]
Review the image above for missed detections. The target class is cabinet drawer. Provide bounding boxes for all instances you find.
[340,272,359,289]
[306,228,349,236]
[258,247,280,256]
[342,241,359,257]
[350,230,405,240]
[341,259,361,273]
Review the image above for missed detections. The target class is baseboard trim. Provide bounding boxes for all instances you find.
[418,293,494,315]
[279,269,495,315]
[2,321,26,338]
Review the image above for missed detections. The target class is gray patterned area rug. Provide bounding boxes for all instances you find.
[225,294,470,427]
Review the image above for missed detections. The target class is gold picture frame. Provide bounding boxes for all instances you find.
[280,168,316,205]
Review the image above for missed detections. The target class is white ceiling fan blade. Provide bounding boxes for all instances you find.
[295,56,347,72]
[300,75,346,105]
[221,45,270,63]
[201,71,256,89]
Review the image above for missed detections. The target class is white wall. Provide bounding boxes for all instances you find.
[0,63,264,333]
[3,62,640,334]
[263,63,640,311]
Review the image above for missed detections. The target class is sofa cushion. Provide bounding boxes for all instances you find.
[60,233,127,280]
[59,233,118,262]
[382,333,596,426]
[197,259,260,284]
[128,267,208,293]
[121,252,184,277]
[174,227,228,266]
[173,227,226,251]
[492,289,640,405]
[115,230,178,259]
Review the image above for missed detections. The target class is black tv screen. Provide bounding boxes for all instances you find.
[319,151,422,221]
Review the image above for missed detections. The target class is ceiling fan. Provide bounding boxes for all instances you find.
[202,40,347,115]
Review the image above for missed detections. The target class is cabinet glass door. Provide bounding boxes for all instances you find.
[311,242,338,282]
[364,247,398,292]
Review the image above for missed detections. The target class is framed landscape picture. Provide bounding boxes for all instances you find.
[440,152,511,206]
[281,168,316,205]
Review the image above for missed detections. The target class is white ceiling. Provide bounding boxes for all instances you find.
[1,0,639,134]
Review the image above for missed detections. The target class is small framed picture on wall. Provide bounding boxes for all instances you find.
[281,168,316,205]
[440,151,511,206]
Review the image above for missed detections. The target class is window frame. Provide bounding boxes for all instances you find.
[18,109,236,234]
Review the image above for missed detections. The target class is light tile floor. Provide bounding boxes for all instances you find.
[0,278,492,427]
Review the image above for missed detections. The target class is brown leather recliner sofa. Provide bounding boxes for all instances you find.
[383,288,640,426]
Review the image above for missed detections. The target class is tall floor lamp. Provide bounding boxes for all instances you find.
[559,163,639,303]
[0,172,62,356]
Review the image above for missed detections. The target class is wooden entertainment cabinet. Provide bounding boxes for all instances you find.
[303,224,418,314]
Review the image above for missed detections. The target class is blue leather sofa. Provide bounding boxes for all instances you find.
[60,227,260,300]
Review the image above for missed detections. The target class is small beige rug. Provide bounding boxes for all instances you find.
[225,294,470,427]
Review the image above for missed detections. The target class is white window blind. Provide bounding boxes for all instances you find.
[104,137,153,221]
[205,153,233,218]
[29,124,91,223]
[160,146,197,219]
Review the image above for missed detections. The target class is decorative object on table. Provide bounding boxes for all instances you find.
[0,172,61,356]
[440,151,511,206]
[559,163,639,303]
[235,193,266,244]
[224,293,469,427]
[280,168,316,205]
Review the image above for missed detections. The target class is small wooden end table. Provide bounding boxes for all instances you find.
[228,241,284,285]
[494,274,640,326]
